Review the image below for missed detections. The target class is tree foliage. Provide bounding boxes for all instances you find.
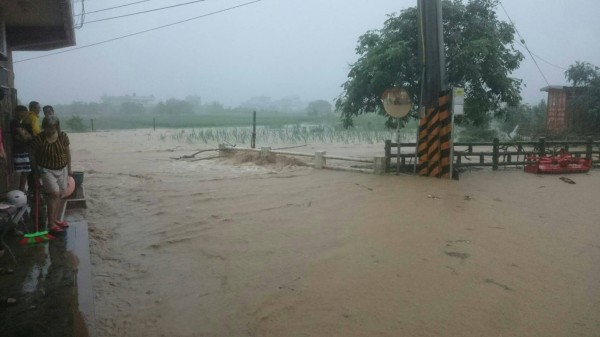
[498,100,547,137]
[306,100,333,116]
[565,61,599,87]
[56,101,104,116]
[336,0,523,128]
[154,98,195,115]
[66,115,86,131]
[565,61,600,133]
[120,102,146,115]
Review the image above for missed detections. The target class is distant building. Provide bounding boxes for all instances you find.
[101,93,155,108]
[540,85,585,133]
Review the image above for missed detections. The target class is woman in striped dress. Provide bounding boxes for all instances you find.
[31,116,72,233]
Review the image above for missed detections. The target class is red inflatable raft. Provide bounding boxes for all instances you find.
[525,151,592,174]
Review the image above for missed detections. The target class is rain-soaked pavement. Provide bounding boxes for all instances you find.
[0,197,94,337]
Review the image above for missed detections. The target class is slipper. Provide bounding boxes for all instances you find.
[49,225,64,233]
[55,220,69,228]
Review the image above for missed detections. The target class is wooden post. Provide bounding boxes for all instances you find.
[539,137,546,157]
[90,119,94,132]
[314,151,326,169]
[492,137,499,170]
[396,138,401,175]
[586,136,593,160]
[260,147,271,158]
[384,140,391,173]
[153,117,156,131]
[373,157,386,175]
[251,111,256,149]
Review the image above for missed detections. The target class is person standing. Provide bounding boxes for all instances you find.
[10,105,34,192]
[43,105,54,117]
[30,116,72,233]
[25,101,42,136]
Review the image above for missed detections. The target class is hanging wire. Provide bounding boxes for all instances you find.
[74,0,151,16]
[14,0,263,63]
[84,0,207,25]
[75,0,86,29]
[499,1,550,86]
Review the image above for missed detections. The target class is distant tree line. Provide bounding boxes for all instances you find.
[54,97,334,118]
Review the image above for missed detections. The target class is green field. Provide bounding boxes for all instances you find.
[64,113,419,145]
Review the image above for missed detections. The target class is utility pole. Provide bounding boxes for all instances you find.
[417,0,452,178]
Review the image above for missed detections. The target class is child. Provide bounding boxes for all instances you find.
[10,105,33,192]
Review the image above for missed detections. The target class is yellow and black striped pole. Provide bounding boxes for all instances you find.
[418,91,452,178]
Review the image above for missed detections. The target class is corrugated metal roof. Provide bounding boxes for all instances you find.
[540,85,565,92]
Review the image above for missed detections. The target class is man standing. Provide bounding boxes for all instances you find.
[25,101,42,136]
[43,105,55,117]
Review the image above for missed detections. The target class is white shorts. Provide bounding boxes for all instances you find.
[40,167,68,195]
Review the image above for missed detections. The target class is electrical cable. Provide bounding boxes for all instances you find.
[499,1,550,86]
[14,0,262,64]
[514,40,567,71]
[84,0,207,25]
[75,0,86,29]
[74,0,151,16]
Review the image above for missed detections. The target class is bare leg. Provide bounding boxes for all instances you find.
[46,192,60,228]
[54,192,63,223]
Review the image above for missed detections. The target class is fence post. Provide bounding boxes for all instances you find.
[492,138,499,171]
[384,140,391,173]
[251,111,256,149]
[260,147,271,158]
[539,137,546,157]
[373,157,386,175]
[314,151,326,169]
[90,119,94,132]
[153,117,156,131]
[586,136,593,161]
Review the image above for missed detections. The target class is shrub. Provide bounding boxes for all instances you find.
[66,115,86,131]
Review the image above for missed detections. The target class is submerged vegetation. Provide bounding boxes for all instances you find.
[151,124,415,145]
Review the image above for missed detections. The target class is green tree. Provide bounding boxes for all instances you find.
[119,102,146,115]
[565,62,600,132]
[204,101,226,115]
[336,0,523,128]
[59,101,105,116]
[565,61,599,87]
[498,100,547,138]
[66,115,86,131]
[154,98,195,115]
[306,100,333,116]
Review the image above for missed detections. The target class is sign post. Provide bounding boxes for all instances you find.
[450,87,464,178]
[382,88,413,174]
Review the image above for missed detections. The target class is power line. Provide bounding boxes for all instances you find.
[75,0,86,29]
[499,1,550,86]
[74,0,152,16]
[514,40,567,71]
[84,0,207,25]
[14,0,263,64]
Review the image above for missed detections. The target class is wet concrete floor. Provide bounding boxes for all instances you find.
[0,213,95,337]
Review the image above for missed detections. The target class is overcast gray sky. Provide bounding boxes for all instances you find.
[12,0,600,107]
